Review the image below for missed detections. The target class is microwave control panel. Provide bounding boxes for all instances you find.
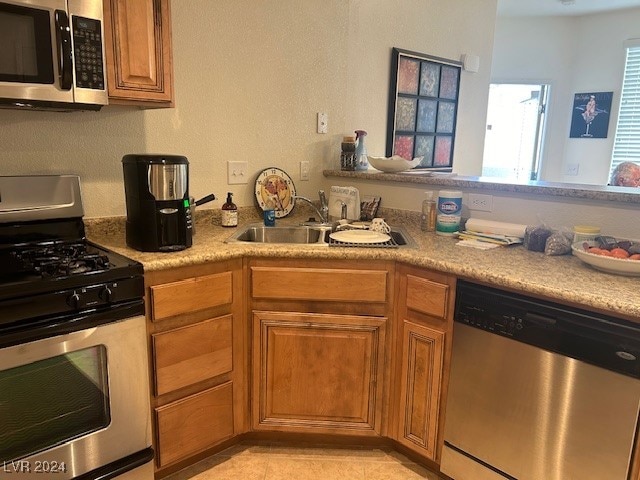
[72,16,105,90]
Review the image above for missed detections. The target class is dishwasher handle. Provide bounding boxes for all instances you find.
[525,312,557,327]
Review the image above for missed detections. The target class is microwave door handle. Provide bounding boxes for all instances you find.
[54,10,73,90]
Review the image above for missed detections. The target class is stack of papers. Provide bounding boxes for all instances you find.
[457,230,523,247]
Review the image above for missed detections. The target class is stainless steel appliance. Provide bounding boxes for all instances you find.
[0,175,153,480]
[0,0,107,111]
[122,154,193,252]
[441,280,640,480]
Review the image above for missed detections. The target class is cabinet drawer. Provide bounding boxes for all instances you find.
[150,271,233,321]
[406,275,449,319]
[155,382,234,468]
[251,267,387,302]
[152,315,233,396]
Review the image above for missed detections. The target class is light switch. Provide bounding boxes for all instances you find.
[227,161,248,184]
[300,161,310,181]
[317,112,328,134]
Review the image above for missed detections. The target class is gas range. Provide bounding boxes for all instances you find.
[0,175,144,347]
[0,175,153,479]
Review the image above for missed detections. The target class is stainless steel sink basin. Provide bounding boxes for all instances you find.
[225,224,329,245]
[225,223,417,248]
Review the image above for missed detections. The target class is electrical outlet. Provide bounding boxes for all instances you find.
[227,161,248,184]
[300,161,310,181]
[565,163,579,176]
[317,112,328,134]
[468,193,493,212]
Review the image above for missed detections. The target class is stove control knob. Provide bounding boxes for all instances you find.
[99,286,114,303]
[67,291,81,309]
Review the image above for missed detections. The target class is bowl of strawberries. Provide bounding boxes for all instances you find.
[572,238,640,276]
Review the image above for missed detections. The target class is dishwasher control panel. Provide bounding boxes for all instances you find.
[455,303,525,337]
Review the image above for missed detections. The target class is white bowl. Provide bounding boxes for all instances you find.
[367,155,423,173]
[571,241,640,276]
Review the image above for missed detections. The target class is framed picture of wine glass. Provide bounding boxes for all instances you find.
[569,91,613,139]
[386,48,462,171]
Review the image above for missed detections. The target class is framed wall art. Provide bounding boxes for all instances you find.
[569,91,613,139]
[386,48,462,171]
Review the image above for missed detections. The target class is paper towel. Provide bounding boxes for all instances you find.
[465,218,528,238]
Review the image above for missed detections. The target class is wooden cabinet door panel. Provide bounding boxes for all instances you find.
[251,267,387,302]
[155,382,234,468]
[253,311,386,434]
[397,320,444,460]
[150,271,233,322]
[153,315,233,395]
[104,0,173,103]
[406,274,449,319]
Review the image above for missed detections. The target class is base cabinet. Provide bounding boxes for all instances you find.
[392,264,455,463]
[248,258,394,437]
[252,311,387,435]
[145,260,245,476]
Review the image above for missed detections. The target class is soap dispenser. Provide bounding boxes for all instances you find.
[354,130,369,171]
[221,192,238,227]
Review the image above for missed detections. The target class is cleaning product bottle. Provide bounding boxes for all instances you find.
[221,192,238,227]
[354,130,369,171]
[436,190,463,236]
[421,191,436,232]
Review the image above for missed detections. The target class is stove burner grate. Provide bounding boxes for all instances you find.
[13,243,111,278]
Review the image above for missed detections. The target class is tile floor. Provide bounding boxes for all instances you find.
[164,442,445,480]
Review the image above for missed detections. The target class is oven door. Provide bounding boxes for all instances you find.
[0,0,73,104]
[0,314,153,480]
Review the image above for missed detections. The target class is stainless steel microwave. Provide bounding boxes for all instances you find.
[0,0,107,111]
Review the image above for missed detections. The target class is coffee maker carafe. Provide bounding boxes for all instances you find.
[122,154,193,252]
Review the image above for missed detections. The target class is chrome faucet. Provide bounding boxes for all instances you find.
[293,190,330,224]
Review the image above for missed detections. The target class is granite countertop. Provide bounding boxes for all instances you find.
[86,208,640,321]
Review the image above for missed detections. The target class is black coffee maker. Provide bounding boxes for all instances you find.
[122,154,193,252]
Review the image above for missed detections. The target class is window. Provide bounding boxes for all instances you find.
[482,83,548,181]
[610,41,640,178]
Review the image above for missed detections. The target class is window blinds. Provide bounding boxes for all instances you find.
[610,43,640,179]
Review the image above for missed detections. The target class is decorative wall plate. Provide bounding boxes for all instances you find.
[254,167,296,218]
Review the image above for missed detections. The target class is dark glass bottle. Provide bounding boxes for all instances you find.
[221,192,238,227]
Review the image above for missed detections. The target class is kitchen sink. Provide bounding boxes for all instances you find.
[226,224,329,245]
[225,223,417,248]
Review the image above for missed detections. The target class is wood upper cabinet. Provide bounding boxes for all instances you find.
[103,0,174,106]
[252,310,387,435]
[392,264,456,463]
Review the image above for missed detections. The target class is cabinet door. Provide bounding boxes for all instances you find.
[253,311,386,435]
[103,0,174,105]
[396,320,444,460]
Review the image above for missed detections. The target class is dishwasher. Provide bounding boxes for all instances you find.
[441,280,640,480]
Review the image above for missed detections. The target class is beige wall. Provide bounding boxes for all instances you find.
[0,0,497,217]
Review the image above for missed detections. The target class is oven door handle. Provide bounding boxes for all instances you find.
[55,9,73,91]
